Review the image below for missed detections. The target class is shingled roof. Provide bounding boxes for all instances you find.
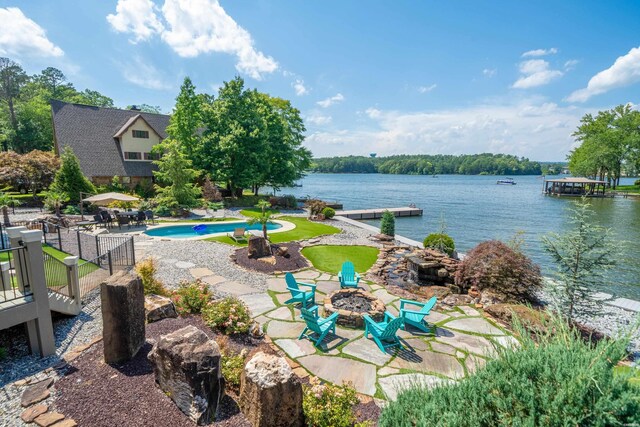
[51,100,171,178]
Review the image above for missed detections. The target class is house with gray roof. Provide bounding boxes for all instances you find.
[51,100,170,187]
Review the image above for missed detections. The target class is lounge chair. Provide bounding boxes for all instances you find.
[298,306,339,346]
[117,215,131,230]
[228,227,248,243]
[284,272,316,308]
[399,297,437,333]
[338,261,360,288]
[364,311,404,353]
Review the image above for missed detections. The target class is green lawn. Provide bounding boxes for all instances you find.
[613,184,640,194]
[301,245,379,274]
[43,245,99,287]
[206,216,340,246]
[240,207,280,218]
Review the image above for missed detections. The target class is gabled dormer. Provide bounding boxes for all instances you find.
[113,114,163,161]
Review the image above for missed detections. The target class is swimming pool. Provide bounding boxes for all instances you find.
[144,222,283,239]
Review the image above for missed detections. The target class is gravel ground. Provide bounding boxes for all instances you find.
[6,208,47,223]
[0,289,103,388]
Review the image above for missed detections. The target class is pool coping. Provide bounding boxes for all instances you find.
[141,219,296,241]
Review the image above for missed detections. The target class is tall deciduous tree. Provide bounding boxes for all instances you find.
[153,139,200,208]
[51,146,95,202]
[0,150,60,196]
[0,58,27,151]
[542,199,618,320]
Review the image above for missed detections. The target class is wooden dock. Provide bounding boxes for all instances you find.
[335,206,423,220]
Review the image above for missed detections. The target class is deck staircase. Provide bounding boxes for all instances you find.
[47,290,81,315]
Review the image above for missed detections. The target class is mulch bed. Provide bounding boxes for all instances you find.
[233,242,309,274]
[53,316,268,427]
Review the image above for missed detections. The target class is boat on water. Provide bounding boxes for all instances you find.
[496,177,516,185]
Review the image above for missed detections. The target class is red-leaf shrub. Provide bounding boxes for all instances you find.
[455,240,542,302]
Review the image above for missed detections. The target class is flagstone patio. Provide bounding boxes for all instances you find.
[232,268,517,401]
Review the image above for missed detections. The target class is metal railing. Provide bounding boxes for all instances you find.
[78,255,110,297]
[104,237,136,274]
[0,246,31,305]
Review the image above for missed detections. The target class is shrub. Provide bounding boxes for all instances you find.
[221,349,247,392]
[51,146,95,202]
[380,210,395,236]
[134,179,155,199]
[62,204,80,215]
[171,279,212,315]
[0,346,7,361]
[154,204,171,217]
[202,297,251,335]
[303,382,359,427]
[322,207,335,219]
[306,199,326,217]
[202,177,222,202]
[135,258,169,296]
[423,233,455,256]
[379,316,640,427]
[455,240,542,302]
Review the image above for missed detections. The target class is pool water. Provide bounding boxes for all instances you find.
[144,222,282,239]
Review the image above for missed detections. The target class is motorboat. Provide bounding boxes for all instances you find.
[496,177,516,185]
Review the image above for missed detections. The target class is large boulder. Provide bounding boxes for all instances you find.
[239,352,304,427]
[148,326,223,425]
[145,294,178,323]
[101,271,145,364]
[248,236,271,259]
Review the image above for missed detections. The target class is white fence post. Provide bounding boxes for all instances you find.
[0,262,10,291]
[6,226,27,292]
[64,256,82,312]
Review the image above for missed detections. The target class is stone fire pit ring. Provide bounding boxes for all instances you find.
[323,288,386,329]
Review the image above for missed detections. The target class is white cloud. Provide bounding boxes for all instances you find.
[512,59,563,89]
[317,93,345,108]
[106,0,164,43]
[564,59,579,71]
[306,99,585,160]
[418,84,437,93]
[306,113,332,126]
[566,46,640,102]
[107,0,277,80]
[292,79,308,96]
[483,68,497,78]
[121,56,172,90]
[0,7,64,58]
[522,48,558,57]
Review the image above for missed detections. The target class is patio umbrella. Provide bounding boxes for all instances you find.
[82,192,139,206]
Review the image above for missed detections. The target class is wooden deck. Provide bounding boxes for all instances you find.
[335,206,423,220]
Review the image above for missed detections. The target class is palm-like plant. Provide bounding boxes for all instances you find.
[247,200,274,240]
[43,190,69,217]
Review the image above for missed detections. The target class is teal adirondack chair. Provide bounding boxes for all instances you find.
[363,311,405,353]
[338,261,360,288]
[298,306,339,346]
[399,297,437,333]
[284,272,316,308]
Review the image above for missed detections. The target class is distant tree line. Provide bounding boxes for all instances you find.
[311,154,543,175]
[0,56,160,153]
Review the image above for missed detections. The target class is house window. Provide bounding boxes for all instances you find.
[144,152,160,160]
[121,176,131,184]
[124,151,142,160]
[132,130,149,138]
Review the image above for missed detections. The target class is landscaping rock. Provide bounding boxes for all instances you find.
[144,294,178,323]
[51,420,77,427]
[101,271,145,364]
[33,412,65,427]
[21,378,54,407]
[148,325,223,425]
[239,352,304,427]
[20,404,48,422]
[248,236,271,259]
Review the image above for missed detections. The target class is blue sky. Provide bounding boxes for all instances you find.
[1,0,640,161]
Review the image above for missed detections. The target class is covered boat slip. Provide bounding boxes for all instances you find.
[544,177,608,197]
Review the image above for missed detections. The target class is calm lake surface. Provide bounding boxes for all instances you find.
[275,173,640,299]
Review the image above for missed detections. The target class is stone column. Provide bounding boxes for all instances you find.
[101,271,145,364]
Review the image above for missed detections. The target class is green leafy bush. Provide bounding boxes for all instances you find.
[322,207,335,219]
[135,258,169,296]
[423,233,455,255]
[303,383,359,427]
[221,349,247,392]
[62,204,80,215]
[380,210,395,236]
[154,204,171,217]
[306,199,326,217]
[202,297,251,334]
[170,279,211,315]
[455,240,541,302]
[380,316,640,427]
[0,346,7,361]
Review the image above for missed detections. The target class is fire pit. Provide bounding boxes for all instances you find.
[323,288,386,328]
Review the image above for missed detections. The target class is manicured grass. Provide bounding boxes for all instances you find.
[613,184,640,194]
[240,207,280,218]
[42,245,99,287]
[205,216,340,246]
[301,245,379,274]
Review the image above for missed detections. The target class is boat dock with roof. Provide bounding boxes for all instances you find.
[543,177,609,197]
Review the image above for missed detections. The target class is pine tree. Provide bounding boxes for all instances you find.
[153,139,200,208]
[51,146,95,202]
[380,210,395,236]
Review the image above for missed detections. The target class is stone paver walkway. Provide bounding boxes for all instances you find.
[230,267,516,400]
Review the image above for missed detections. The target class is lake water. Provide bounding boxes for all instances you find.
[275,173,640,299]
